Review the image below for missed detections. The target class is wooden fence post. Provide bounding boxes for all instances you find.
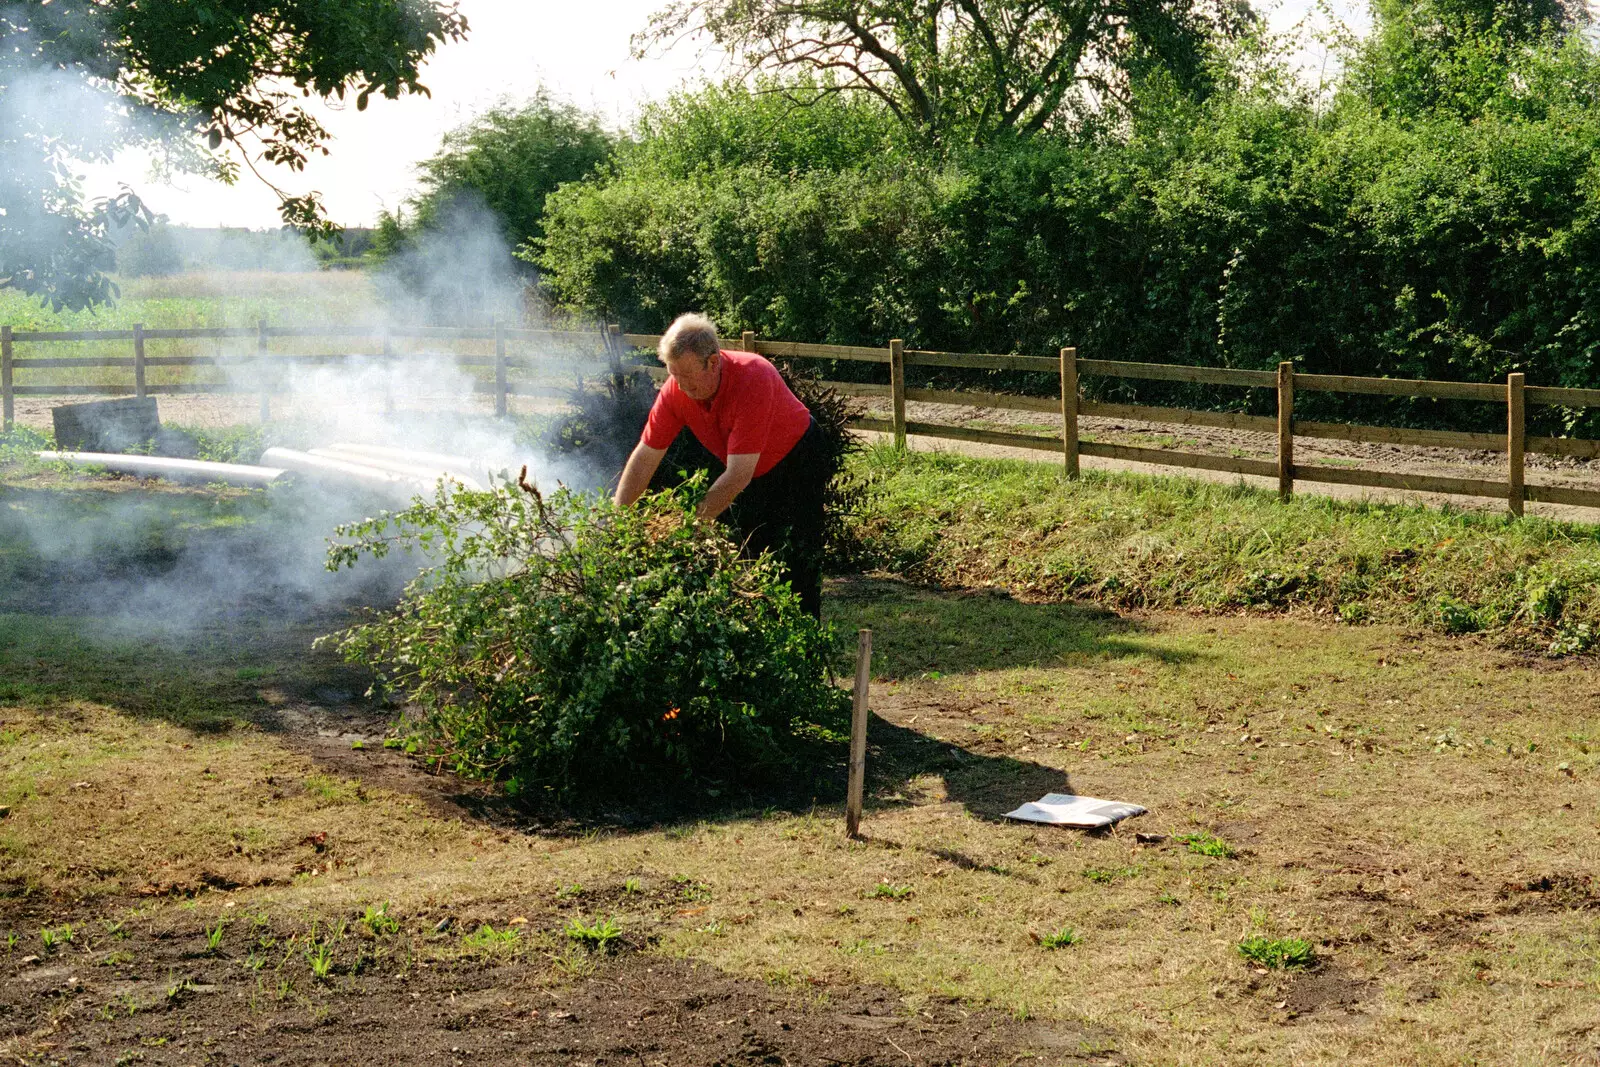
[846,628,873,839]
[889,339,906,450]
[494,317,508,418]
[1,324,13,432]
[133,323,146,400]
[256,319,270,423]
[1060,346,1079,479]
[1277,361,1294,502]
[741,330,755,353]
[382,325,397,416]
[1508,372,1525,517]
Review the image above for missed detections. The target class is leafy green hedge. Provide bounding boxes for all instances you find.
[537,42,1600,437]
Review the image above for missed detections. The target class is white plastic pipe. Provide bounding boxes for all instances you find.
[309,447,485,491]
[260,447,435,498]
[327,442,531,487]
[36,451,288,488]
[325,443,479,471]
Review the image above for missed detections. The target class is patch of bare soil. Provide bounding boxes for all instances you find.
[1496,873,1600,913]
[0,910,1111,1066]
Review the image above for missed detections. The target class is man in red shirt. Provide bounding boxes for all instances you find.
[614,313,826,616]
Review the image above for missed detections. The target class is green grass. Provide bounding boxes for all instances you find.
[1237,936,1317,970]
[463,924,520,952]
[843,445,1600,653]
[1177,833,1236,859]
[0,272,380,334]
[1037,927,1081,949]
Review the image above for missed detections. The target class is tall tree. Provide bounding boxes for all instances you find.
[0,0,468,311]
[635,0,1253,145]
[1351,0,1589,116]
[397,91,616,255]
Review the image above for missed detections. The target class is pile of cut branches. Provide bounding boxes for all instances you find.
[322,471,846,796]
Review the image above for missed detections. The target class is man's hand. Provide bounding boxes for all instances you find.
[614,442,667,507]
[698,453,759,521]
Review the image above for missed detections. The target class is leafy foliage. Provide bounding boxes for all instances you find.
[321,475,847,796]
[636,0,1251,143]
[540,35,1600,436]
[378,90,616,275]
[1,0,468,310]
[564,916,623,951]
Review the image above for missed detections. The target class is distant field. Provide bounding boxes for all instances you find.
[0,271,382,333]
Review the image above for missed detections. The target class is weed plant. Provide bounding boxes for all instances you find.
[1037,927,1081,949]
[1237,936,1317,970]
[462,924,519,952]
[1177,833,1236,859]
[564,917,622,952]
[323,474,848,795]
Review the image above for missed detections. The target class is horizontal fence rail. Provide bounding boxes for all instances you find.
[5,323,1600,514]
[622,332,1600,515]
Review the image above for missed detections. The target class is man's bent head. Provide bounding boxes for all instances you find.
[660,312,723,401]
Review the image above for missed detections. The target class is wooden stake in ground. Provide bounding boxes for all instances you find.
[846,628,873,839]
[889,340,906,451]
[132,323,146,400]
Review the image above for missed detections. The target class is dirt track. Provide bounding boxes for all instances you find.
[859,398,1600,524]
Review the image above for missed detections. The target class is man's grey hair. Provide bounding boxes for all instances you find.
[658,313,721,364]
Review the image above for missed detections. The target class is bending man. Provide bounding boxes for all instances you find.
[614,313,826,617]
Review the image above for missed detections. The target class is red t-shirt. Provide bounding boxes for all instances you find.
[641,350,811,477]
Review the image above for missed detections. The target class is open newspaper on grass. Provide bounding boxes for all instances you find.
[320,470,849,798]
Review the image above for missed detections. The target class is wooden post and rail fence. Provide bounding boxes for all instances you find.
[4,322,1600,514]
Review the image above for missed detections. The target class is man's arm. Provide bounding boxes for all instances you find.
[614,442,668,507]
[698,453,759,521]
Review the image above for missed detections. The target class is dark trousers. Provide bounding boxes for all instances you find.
[724,418,826,618]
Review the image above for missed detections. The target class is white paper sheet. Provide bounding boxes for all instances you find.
[1002,793,1146,828]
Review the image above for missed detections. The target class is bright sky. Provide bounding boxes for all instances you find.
[81,0,1367,230]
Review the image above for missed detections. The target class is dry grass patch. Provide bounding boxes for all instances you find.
[3,576,1600,1064]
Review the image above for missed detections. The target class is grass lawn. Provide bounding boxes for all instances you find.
[3,453,1600,1064]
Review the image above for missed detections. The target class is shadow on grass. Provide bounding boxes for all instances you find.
[823,576,1195,677]
[495,579,1179,833]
